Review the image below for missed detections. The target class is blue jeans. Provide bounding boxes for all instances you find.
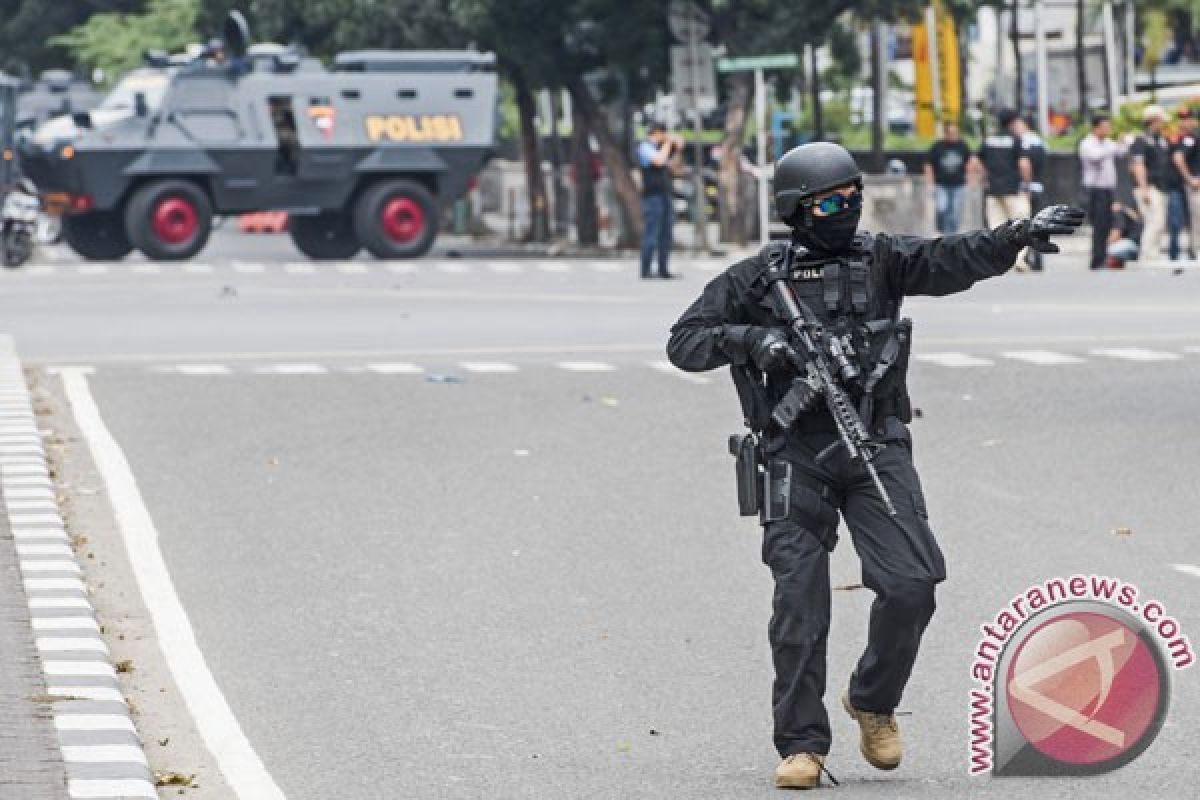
[1167,189,1188,261]
[934,185,964,234]
[640,194,673,276]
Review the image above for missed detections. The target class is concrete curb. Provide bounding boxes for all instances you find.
[0,335,156,800]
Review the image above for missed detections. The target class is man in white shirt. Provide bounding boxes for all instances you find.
[1078,114,1123,269]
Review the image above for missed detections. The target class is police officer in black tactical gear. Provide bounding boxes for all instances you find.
[666,141,1083,790]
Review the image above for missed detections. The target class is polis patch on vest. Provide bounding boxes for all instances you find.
[791,266,824,281]
[365,114,464,143]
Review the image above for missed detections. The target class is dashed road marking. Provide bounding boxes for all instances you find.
[557,361,617,372]
[535,260,571,273]
[587,261,625,273]
[130,263,162,274]
[182,262,214,274]
[365,363,424,374]
[459,361,519,373]
[1091,347,1183,361]
[284,261,316,275]
[436,262,471,274]
[171,364,232,375]
[232,260,266,274]
[67,779,158,799]
[76,264,110,276]
[336,261,368,274]
[1001,350,1086,365]
[914,352,995,368]
[1172,564,1200,579]
[487,262,524,274]
[24,264,57,275]
[647,360,712,384]
[37,637,110,654]
[33,617,102,632]
[54,715,136,733]
[385,262,418,274]
[61,745,147,765]
[254,363,328,375]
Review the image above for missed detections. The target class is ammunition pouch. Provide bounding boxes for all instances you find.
[858,316,914,426]
[728,433,761,516]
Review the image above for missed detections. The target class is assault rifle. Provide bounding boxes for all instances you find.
[763,253,898,517]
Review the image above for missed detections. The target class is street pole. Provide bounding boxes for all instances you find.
[687,19,710,253]
[1102,2,1120,116]
[1124,2,1136,98]
[808,44,823,140]
[755,66,769,246]
[925,5,942,124]
[1034,0,1049,134]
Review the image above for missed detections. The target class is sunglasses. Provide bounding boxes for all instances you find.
[807,191,863,216]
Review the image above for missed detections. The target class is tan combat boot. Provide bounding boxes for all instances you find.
[774,752,826,790]
[842,692,902,770]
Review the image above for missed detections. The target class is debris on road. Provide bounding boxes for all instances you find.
[1113,526,1133,536]
[426,373,465,384]
[153,771,196,788]
[833,583,865,592]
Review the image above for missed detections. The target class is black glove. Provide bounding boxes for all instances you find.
[722,325,791,371]
[1013,204,1087,254]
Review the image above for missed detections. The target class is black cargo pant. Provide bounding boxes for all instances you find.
[761,417,946,758]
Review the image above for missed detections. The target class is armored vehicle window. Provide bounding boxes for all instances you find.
[454,89,474,99]
[268,96,299,175]
[397,89,417,100]
[340,89,360,100]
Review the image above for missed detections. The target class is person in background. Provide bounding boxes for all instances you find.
[1011,115,1048,270]
[923,121,978,235]
[1078,113,1124,269]
[1170,107,1199,260]
[637,122,683,279]
[1105,201,1142,268]
[980,110,1034,270]
[1130,105,1171,261]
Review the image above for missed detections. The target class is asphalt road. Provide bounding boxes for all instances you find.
[9,228,1200,798]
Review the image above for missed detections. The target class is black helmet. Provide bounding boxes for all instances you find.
[773,142,862,222]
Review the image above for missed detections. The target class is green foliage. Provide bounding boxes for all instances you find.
[0,0,143,75]
[50,0,200,85]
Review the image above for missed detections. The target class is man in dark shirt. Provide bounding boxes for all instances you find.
[1129,105,1170,260]
[1171,108,1199,259]
[980,111,1033,268]
[637,122,683,279]
[923,122,976,234]
[1105,201,1142,267]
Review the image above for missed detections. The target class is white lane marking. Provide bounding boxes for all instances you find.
[336,261,369,274]
[130,263,162,275]
[60,368,287,800]
[365,363,424,375]
[487,262,524,274]
[1002,350,1085,365]
[385,262,417,274]
[24,577,86,592]
[254,363,328,375]
[183,262,213,274]
[587,261,624,273]
[25,264,57,275]
[45,686,124,703]
[647,360,711,385]
[68,779,158,799]
[696,261,724,272]
[20,560,82,574]
[436,262,471,274]
[43,660,115,677]
[37,637,109,654]
[77,264,110,276]
[232,261,266,274]
[1172,564,1200,579]
[459,361,519,373]
[283,261,316,274]
[557,361,617,372]
[1090,347,1182,362]
[33,617,101,632]
[29,597,92,610]
[914,352,995,368]
[61,745,147,765]
[172,364,232,375]
[16,543,73,557]
[12,529,68,541]
[56,715,136,733]
[1185,346,1200,354]
[5,486,54,498]
[535,260,571,273]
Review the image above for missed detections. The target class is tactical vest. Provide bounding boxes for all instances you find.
[738,239,914,437]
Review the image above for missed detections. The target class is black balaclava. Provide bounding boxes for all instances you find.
[793,204,862,254]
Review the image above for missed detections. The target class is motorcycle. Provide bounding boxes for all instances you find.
[2,179,39,268]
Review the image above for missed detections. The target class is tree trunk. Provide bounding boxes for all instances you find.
[718,71,751,245]
[512,67,548,242]
[1075,0,1087,118]
[1010,0,1023,112]
[869,20,885,173]
[572,105,598,247]
[809,43,824,139]
[566,74,643,247]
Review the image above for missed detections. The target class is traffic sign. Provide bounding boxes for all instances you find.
[668,0,710,42]
[716,53,800,73]
[670,44,717,112]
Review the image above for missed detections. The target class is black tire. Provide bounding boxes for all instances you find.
[63,211,133,261]
[288,212,361,260]
[124,180,213,261]
[3,228,33,268]
[353,179,437,259]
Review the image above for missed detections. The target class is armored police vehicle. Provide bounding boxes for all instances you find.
[20,14,497,261]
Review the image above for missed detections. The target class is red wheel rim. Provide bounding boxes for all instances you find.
[380,196,425,244]
[152,196,198,245]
